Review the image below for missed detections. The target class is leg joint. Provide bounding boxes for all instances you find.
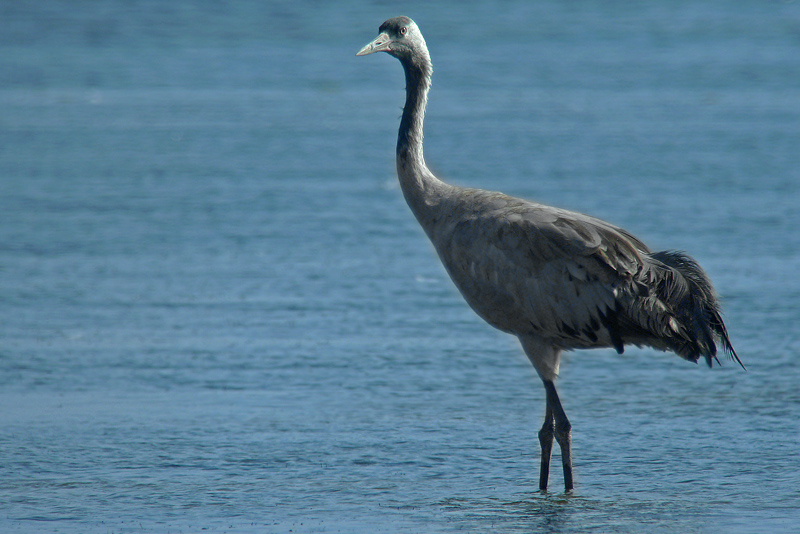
[538,424,554,445]
[555,419,571,436]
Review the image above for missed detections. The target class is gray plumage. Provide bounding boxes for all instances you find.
[358,16,742,492]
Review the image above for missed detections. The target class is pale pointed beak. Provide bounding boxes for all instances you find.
[356,32,392,56]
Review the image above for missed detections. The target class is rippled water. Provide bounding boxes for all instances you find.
[2,1,799,532]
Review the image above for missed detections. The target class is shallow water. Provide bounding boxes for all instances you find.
[2,1,800,532]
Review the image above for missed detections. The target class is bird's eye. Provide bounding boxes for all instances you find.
[400,27,407,36]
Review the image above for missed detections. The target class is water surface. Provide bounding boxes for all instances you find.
[2,1,799,532]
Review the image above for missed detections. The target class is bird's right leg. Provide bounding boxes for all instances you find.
[538,402,555,491]
[521,338,567,491]
[544,380,574,492]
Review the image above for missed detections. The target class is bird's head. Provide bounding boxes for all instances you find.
[356,16,428,65]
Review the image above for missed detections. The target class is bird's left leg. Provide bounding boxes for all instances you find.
[544,380,573,492]
[538,402,555,491]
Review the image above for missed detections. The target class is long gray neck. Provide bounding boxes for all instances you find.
[396,52,448,228]
[397,57,430,162]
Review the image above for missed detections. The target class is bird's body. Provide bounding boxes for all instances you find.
[357,16,742,492]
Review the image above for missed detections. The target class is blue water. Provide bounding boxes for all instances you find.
[2,1,799,532]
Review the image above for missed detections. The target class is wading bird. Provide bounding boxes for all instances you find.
[357,16,742,492]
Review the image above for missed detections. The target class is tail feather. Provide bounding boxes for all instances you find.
[646,251,744,370]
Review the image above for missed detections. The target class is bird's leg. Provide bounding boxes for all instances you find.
[544,380,574,492]
[538,403,555,491]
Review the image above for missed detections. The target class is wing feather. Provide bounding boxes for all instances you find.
[423,188,736,365]
[431,190,645,347]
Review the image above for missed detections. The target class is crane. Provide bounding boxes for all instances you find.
[357,16,743,492]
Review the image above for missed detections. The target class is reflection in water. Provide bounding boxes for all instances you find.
[442,492,723,534]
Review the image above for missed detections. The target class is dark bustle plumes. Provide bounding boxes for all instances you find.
[651,251,744,370]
